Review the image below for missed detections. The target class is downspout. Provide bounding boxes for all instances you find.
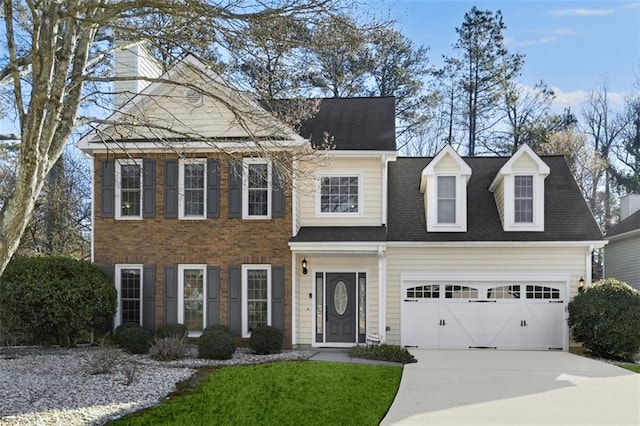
[378,245,387,342]
[382,155,388,226]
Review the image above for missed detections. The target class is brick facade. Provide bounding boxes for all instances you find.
[94,152,293,347]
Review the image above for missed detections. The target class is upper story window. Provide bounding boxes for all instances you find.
[243,159,272,219]
[318,175,360,215]
[420,145,471,232]
[179,159,206,219]
[514,175,534,223]
[437,176,456,224]
[489,145,549,232]
[115,159,142,219]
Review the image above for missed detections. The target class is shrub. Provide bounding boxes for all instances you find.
[250,325,283,355]
[202,324,232,336]
[116,323,151,354]
[86,340,122,375]
[0,256,116,347]
[568,278,640,361]
[156,323,188,340]
[349,344,417,364]
[149,336,187,361]
[198,330,236,360]
[115,322,143,339]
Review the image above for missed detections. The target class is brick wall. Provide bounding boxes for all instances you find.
[93,152,293,346]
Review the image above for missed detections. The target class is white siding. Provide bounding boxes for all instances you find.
[493,180,505,225]
[605,236,640,291]
[295,255,379,345]
[298,158,384,226]
[385,246,587,345]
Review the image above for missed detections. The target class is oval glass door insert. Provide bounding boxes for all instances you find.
[334,281,348,315]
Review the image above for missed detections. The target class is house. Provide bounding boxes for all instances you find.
[604,194,640,291]
[78,46,302,345]
[293,143,605,351]
[80,46,605,351]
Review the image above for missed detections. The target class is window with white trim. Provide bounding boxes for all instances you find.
[179,159,206,219]
[243,159,271,219]
[437,176,456,224]
[242,265,271,337]
[178,265,206,336]
[318,175,360,214]
[115,265,143,327]
[115,159,142,219]
[514,175,534,223]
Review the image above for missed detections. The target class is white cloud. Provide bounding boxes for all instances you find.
[550,87,628,113]
[551,8,616,17]
[620,2,640,9]
[508,29,575,48]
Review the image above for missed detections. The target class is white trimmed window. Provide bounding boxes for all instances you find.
[115,265,143,327]
[115,159,143,219]
[178,265,206,336]
[489,145,549,232]
[179,159,207,219]
[420,145,471,232]
[243,159,271,219]
[241,264,271,337]
[514,175,534,223]
[437,176,456,224]
[317,175,361,215]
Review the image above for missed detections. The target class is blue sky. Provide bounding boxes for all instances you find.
[383,0,639,111]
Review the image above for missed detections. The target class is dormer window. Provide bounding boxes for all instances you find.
[514,175,533,223]
[420,145,471,233]
[437,176,456,224]
[489,145,549,232]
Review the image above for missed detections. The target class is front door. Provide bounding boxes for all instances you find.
[326,273,356,343]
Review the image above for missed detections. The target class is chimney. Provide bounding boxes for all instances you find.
[114,42,162,110]
[620,194,640,221]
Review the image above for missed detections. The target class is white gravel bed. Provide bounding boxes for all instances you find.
[0,346,313,425]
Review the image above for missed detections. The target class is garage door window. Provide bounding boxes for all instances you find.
[487,285,521,299]
[445,285,478,299]
[406,284,440,299]
[526,285,560,299]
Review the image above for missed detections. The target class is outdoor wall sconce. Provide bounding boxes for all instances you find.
[301,257,308,275]
[578,277,585,293]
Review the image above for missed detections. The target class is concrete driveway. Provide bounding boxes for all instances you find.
[381,350,640,425]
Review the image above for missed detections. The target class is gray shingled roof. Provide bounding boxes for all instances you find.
[606,210,640,238]
[386,156,604,242]
[296,97,396,151]
[291,226,387,243]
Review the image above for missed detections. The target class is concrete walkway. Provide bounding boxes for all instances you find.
[382,350,640,425]
[308,348,402,366]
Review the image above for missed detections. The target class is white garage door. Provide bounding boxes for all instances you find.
[401,282,566,350]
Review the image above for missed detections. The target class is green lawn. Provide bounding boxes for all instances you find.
[618,363,640,373]
[111,361,402,425]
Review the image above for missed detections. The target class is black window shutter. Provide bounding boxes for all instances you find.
[228,266,242,335]
[102,265,115,333]
[228,161,242,218]
[207,160,220,218]
[142,159,156,218]
[164,265,178,324]
[101,160,115,218]
[142,265,156,333]
[272,166,285,218]
[206,266,220,326]
[271,266,285,333]
[164,160,178,218]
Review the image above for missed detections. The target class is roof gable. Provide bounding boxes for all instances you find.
[78,55,303,150]
[489,144,550,191]
[420,145,471,192]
